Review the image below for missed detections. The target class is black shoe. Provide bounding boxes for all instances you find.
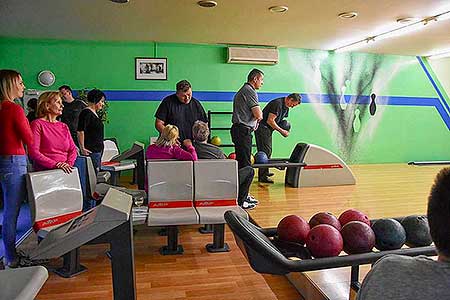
[259,177,274,184]
[267,173,274,177]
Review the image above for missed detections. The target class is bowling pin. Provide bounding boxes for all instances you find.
[369,93,377,116]
[353,108,361,133]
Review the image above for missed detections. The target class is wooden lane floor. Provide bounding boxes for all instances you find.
[248,163,445,300]
[37,211,301,299]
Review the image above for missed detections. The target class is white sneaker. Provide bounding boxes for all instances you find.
[246,195,259,205]
[241,200,256,210]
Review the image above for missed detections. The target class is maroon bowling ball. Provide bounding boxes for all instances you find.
[309,212,341,231]
[277,215,310,245]
[306,224,343,258]
[341,221,375,254]
[339,209,370,227]
[228,152,236,160]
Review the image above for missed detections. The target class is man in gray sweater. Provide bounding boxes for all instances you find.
[357,167,450,300]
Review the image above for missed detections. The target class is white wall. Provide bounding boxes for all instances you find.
[429,57,450,98]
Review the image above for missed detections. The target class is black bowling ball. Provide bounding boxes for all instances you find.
[401,215,432,247]
[279,119,291,131]
[371,218,406,250]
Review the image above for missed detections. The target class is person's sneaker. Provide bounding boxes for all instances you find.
[259,177,274,184]
[240,200,256,210]
[246,195,259,205]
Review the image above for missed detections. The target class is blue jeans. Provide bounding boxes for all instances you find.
[0,155,27,264]
[90,152,102,175]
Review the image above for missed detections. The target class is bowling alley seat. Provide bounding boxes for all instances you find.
[193,159,248,252]
[101,139,137,186]
[147,160,199,255]
[0,266,48,300]
[27,168,84,238]
[77,155,147,223]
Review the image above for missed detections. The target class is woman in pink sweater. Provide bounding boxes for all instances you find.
[29,91,77,173]
[146,124,198,161]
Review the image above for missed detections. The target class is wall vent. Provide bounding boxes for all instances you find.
[227,47,279,65]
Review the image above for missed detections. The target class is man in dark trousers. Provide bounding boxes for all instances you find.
[59,85,87,147]
[192,121,258,210]
[231,69,264,169]
[154,80,207,142]
[255,93,301,183]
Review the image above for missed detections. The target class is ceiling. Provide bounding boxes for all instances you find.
[1,0,450,56]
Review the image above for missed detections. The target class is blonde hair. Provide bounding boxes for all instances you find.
[37,91,62,118]
[155,124,179,147]
[0,69,21,101]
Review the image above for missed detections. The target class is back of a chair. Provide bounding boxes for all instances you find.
[193,159,247,224]
[194,159,238,206]
[102,139,119,162]
[147,160,198,226]
[27,169,83,235]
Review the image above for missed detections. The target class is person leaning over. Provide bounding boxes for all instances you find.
[231,69,264,169]
[356,167,450,300]
[255,93,301,183]
[154,80,207,142]
[0,69,33,268]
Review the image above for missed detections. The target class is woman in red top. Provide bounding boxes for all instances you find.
[0,70,33,268]
[29,91,77,173]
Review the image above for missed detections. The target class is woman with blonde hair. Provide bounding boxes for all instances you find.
[29,91,77,173]
[146,124,198,161]
[0,69,33,268]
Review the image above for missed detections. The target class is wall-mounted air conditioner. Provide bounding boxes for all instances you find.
[227,47,279,65]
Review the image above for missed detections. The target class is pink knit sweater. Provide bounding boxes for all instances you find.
[29,119,77,171]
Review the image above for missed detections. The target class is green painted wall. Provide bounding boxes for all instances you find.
[1,37,449,163]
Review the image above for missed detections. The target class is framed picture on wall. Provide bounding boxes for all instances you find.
[135,57,167,80]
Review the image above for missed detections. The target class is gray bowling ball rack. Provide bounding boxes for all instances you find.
[224,211,437,298]
[26,188,137,300]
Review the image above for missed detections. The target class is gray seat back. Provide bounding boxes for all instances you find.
[27,169,83,233]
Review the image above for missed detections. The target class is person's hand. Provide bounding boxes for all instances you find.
[183,139,193,147]
[56,162,73,173]
[81,147,92,156]
[281,129,289,137]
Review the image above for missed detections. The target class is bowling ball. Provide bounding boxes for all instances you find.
[401,215,432,247]
[228,152,236,160]
[277,215,310,245]
[250,154,255,165]
[341,221,375,254]
[279,119,291,131]
[371,218,406,250]
[210,136,221,146]
[306,224,343,258]
[309,212,341,231]
[339,209,370,227]
[254,151,269,164]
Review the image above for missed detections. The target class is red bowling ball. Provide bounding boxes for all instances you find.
[341,221,375,254]
[277,215,310,245]
[228,152,236,160]
[306,224,343,258]
[309,212,341,231]
[338,209,370,227]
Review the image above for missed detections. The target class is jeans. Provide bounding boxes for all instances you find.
[0,155,27,264]
[89,152,102,175]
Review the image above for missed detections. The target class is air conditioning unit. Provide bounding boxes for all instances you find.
[227,47,279,65]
